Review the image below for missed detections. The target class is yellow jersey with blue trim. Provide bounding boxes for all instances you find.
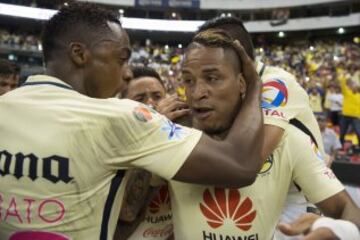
[0,75,202,240]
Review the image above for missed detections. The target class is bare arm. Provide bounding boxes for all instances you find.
[262,125,284,162]
[174,41,264,188]
[316,190,360,227]
[278,191,360,239]
[118,169,152,222]
[115,170,158,240]
[115,192,154,240]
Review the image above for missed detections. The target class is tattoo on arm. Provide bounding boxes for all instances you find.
[119,169,152,222]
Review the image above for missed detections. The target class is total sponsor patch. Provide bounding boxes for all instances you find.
[263,108,287,120]
[261,79,288,109]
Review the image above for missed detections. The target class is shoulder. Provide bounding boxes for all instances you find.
[283,125,313,149]
[261,65,306,95]
[262,65,297,83]
[72,97,146,124]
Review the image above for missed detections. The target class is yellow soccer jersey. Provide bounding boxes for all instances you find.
[169,125,344,240]
[338,74,360,118]
[258,62,325,156]
[0,75,202,240]
[127,185,172,240]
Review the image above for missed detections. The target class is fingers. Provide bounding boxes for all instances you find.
[167,109,191,121]
[277,222,311,236]
[159,100,188,115]
[158,95,184,110]
[278,213,320,236]
[232,40,260,86]
[232,40,252,68]
[158,94,178,106]
[303,228,338,240]
[156,95,189,120]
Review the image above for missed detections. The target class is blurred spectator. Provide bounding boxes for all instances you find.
[309,87,323,114]
[0,59,20,95]
[317,114,342,165]
[337,66,360,147]
[325,84,343,126]
[0,28,41,51]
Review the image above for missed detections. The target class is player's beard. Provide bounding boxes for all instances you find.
[205,97,243,140]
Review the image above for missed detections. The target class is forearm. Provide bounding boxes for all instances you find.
[114,218,143,240]
[225,79,264,172]
[318,191,360,228]
[115,204,149,240]
[115,186,158,240]
[339,201,360,228]
[119,169,152,222]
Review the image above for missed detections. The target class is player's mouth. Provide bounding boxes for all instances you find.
[192,106,214,120]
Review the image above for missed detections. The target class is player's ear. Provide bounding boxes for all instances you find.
[238,73,247,96]
[68,42,90,67]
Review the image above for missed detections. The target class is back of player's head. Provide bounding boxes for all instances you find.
[41,2,121,64]
[197,16,255,60]
[0,59,17,77]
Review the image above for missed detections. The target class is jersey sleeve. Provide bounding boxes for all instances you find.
[261,72,309,130]
[99,100,202,180]
[288,126,344,204]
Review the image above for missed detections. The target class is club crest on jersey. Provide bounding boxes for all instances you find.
[199,188,256,231]
[258,154,274,175]
[133,105,156,122]
[161,120,185,140]
[261,79,288,109]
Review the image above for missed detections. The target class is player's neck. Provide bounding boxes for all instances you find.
[210,130,229,140]
[45,62,86,95]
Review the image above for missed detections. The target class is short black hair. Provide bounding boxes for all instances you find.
[41,2,121,63]
[0,59,18,76]
[122,66,165,96]
[132,66,163,84]
[197,17,255,60]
